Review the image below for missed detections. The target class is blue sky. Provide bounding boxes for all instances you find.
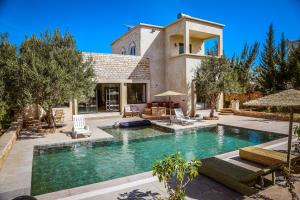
[0,0,299,57]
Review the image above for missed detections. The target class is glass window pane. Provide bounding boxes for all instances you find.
[179,43,184,54]
[127,83,146,104]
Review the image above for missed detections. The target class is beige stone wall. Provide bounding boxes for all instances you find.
[168,35,204,57]
[109,16,224,115]
[140,27,166,101]
[112,28,141,55]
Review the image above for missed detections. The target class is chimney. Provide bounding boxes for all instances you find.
[177,13,191,19]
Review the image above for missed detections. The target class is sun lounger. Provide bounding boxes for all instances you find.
[174,108,196,125]
[239,146,300,166]
[199,157,276,196]
[72,115,91,139]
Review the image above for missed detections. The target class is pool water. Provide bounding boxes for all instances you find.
[31,125,285,195]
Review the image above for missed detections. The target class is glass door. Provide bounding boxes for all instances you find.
[105,87,120,111]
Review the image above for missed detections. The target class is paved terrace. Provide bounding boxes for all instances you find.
[0,114,299,200]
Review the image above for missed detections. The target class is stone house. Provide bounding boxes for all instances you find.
[67,13,225,118]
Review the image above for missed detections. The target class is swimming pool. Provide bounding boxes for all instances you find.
[31,125,285,195]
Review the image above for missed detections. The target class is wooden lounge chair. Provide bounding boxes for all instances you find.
[54,109,64,123]
[199,157,276,196]
[174,108,196,125]
[239,146,300,166]
[72,115,91,139]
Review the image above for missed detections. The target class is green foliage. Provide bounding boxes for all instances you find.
[276,33,289,90]
[0,33,29,126]
[257,24,300,93]
[20,30,95,108]
[281,166,300,200]
[294,125,300,139]
[195,45,241,117]
[257,24,277,94]
[0,30,95,127]
[153,152,202,200]
[19,30,95,125]
[288,41,300,88]
[230,42,259,92]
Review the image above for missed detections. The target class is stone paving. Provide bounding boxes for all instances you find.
[0,114,299,200]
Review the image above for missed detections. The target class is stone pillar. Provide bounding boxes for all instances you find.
[216,92,224,111]
[190,80,197,117]
[218,35,223,57]
[184,25,190,54]
[120,83,127,114]
[146,82,151,103]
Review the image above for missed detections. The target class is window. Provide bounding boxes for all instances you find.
[178,43,192,54]
[120,47,126,55]
[179,43,184,54]
[129,42,136,55]
[127,83,146,104]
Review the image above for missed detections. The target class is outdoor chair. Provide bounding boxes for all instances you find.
[124,105,140,117]
[54,109,64,123]
[174,108,196,125]
[199,157,277,196]
[72,115,91,139]
[239,146,300,166]
[131,105,140,116]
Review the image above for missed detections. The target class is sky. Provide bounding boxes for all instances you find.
[0,0,299,57]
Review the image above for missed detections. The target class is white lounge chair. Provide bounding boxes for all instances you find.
[72,115,92,138]
[174,108,196,125]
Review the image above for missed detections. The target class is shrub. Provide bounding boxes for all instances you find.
[153,152,202,200]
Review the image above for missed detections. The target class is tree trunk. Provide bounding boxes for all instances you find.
[210,94,217,118]
[46,107,56,132]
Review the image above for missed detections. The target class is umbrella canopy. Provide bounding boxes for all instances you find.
[244,89,300,107]
[243,89,300,168]
[155,90,186,124]
[155,90,186,97]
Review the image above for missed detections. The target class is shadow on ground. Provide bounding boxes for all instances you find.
[18,130,46,140]
[117,189,160,200]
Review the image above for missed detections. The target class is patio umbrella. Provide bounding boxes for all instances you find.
[155,90,186,124]
[244,89,300,168]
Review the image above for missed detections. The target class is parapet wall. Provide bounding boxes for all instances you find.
[0,119,23,169]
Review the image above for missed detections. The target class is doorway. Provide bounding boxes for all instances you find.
[97,83,120,112]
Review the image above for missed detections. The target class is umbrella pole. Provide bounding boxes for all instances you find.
[287,107,294,169]
[169,96,172,125]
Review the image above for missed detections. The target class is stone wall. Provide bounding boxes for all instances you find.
[83,53,150,82]
[0,119,22,169]
[112,27,141,55]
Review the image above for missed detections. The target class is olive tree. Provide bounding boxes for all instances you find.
[195,51,240,117]
[153,152,202,200]
[0,33,31,128]
[19,30,95,126]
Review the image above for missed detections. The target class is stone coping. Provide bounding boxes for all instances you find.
[0,120,22,169]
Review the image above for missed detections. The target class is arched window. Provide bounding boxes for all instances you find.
[120,47,126,55]
[129,42,136,55]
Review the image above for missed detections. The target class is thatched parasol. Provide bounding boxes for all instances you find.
[155,90,185,124]
[244,89,300,168]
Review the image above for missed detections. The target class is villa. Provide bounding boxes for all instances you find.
[1,11,300,200]
[65,13,224,118]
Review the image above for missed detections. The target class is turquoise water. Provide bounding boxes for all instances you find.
[31,125,285,195]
